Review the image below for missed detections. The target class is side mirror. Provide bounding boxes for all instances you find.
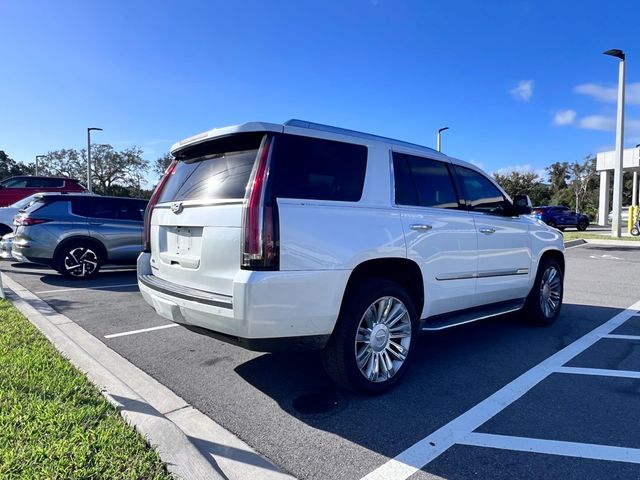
[512,194,532,215]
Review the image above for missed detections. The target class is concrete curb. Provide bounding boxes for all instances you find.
[1,272,295,480]
[563,239,587,248]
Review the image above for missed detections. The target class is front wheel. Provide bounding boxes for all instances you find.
[56,242,103,279]
[524,258,563,325]
[322,279,417,394]
[577,220,588,231]
[631,226,640,237]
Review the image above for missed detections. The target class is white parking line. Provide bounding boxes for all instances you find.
[361,299,640,480]
[35,283,139,294]
[460,432,640,464]
[556,366,640,379]
[603,333,640,341]
[104,324,179,338]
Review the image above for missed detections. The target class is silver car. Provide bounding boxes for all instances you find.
[12,194,148,278]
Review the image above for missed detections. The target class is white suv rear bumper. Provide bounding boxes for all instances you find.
[137,253,349,350]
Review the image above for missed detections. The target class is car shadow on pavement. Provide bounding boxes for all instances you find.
[234,303,625,459]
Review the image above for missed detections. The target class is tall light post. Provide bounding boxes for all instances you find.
[87,127,103,193]
[35,155,46,176]
[436,126,449,152]
[604,49,625,237]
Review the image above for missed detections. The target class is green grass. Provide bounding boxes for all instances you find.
[0,300,173,480]
[563,231,640,242]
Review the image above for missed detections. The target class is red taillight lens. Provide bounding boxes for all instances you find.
[143,161,177,252]
[241,135,278,270]
[14,217,50,226]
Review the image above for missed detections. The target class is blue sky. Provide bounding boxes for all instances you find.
[2,0,640,186]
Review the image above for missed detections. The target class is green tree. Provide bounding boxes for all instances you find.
[87,145,149,195]
[492,170,551,206]
[568,156,597,214]
[0,151,35,178]
[37,149,85,179]
[153,152,173,179]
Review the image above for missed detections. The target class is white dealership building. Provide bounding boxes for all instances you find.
[596,147,640,225]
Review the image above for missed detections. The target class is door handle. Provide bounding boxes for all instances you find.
[479,228,496,235]
[410,224,433,231]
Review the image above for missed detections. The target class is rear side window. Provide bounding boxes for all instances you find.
[393,153,460,209]
[159,133,265,203]
[27,178,64,188]
[455,166,507,214]
[271,134,367,202]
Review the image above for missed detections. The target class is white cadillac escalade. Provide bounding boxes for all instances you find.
[138,119,564,394]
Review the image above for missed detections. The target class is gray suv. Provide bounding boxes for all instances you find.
[12,194,148,278]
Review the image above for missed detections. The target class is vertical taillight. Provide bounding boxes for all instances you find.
[241,135,279,270]
[143,161,177,252]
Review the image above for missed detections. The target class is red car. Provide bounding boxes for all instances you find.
[0,176,87,207]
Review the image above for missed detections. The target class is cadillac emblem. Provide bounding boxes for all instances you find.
[170,202,184,214]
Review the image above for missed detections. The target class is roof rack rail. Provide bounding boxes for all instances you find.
[284,119,439,154]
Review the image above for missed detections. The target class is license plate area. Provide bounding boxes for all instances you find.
[158,226,203,269]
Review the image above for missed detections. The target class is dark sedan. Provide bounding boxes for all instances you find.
[531,206,589,231]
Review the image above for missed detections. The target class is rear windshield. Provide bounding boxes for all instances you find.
[158,133,265,203]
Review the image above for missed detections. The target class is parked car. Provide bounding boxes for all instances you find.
[531,206,589,231]
[138,119,565,394]
[12,194,148,278]
[0,192,94,236]
[0,175,86,207]
[0,233,13,259]
[607,206,630,225]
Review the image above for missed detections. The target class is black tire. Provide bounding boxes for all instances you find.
[322,279,418,395]
[631,227,640,237]
[0,224,12,237]
[55,241,103,279]
[577,220,588,231]
[524,257,563,325]
[546,220,557,229]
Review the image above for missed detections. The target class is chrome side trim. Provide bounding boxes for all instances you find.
[436,268,529,281]
[435,272,477,281]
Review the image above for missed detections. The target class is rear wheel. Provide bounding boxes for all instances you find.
[546,220,557,229]
[0,224,11,237]
[322,279,417,394]
[631,226,640,237]
[524,257,563,325]
[56,242,103,279]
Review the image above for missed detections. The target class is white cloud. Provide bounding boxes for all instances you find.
[575,82,640,105]
[578,115,640,136]
[578,115,616,131]
[510,80,534,102]
[553,110,576,125]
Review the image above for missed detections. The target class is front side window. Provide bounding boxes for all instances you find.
[455,166,508,214]
[271,134,367,202]
[393,153,460,209]
[1,177,28,188]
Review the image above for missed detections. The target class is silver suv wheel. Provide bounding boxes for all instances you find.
[355,296,412,383]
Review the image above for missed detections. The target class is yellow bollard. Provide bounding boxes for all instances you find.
[630,205,639,234]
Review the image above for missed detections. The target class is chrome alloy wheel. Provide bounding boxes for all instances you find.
[64,247,98,278]
[354,296,412,383]
[539,265,562,318]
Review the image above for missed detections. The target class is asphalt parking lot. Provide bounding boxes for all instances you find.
[2,242,640,480]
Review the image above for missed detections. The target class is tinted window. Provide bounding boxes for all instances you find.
[455,166,507,214]
[26,178,64,188]
[271,134,367,202]
[1,177,28,188]
[159,133,265,203]
[393,153,459,209]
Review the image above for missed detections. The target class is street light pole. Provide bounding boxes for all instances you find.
[87,127,103,193]
[35,155,46,176]
[437,126,449,152]
[604,49,625,237]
